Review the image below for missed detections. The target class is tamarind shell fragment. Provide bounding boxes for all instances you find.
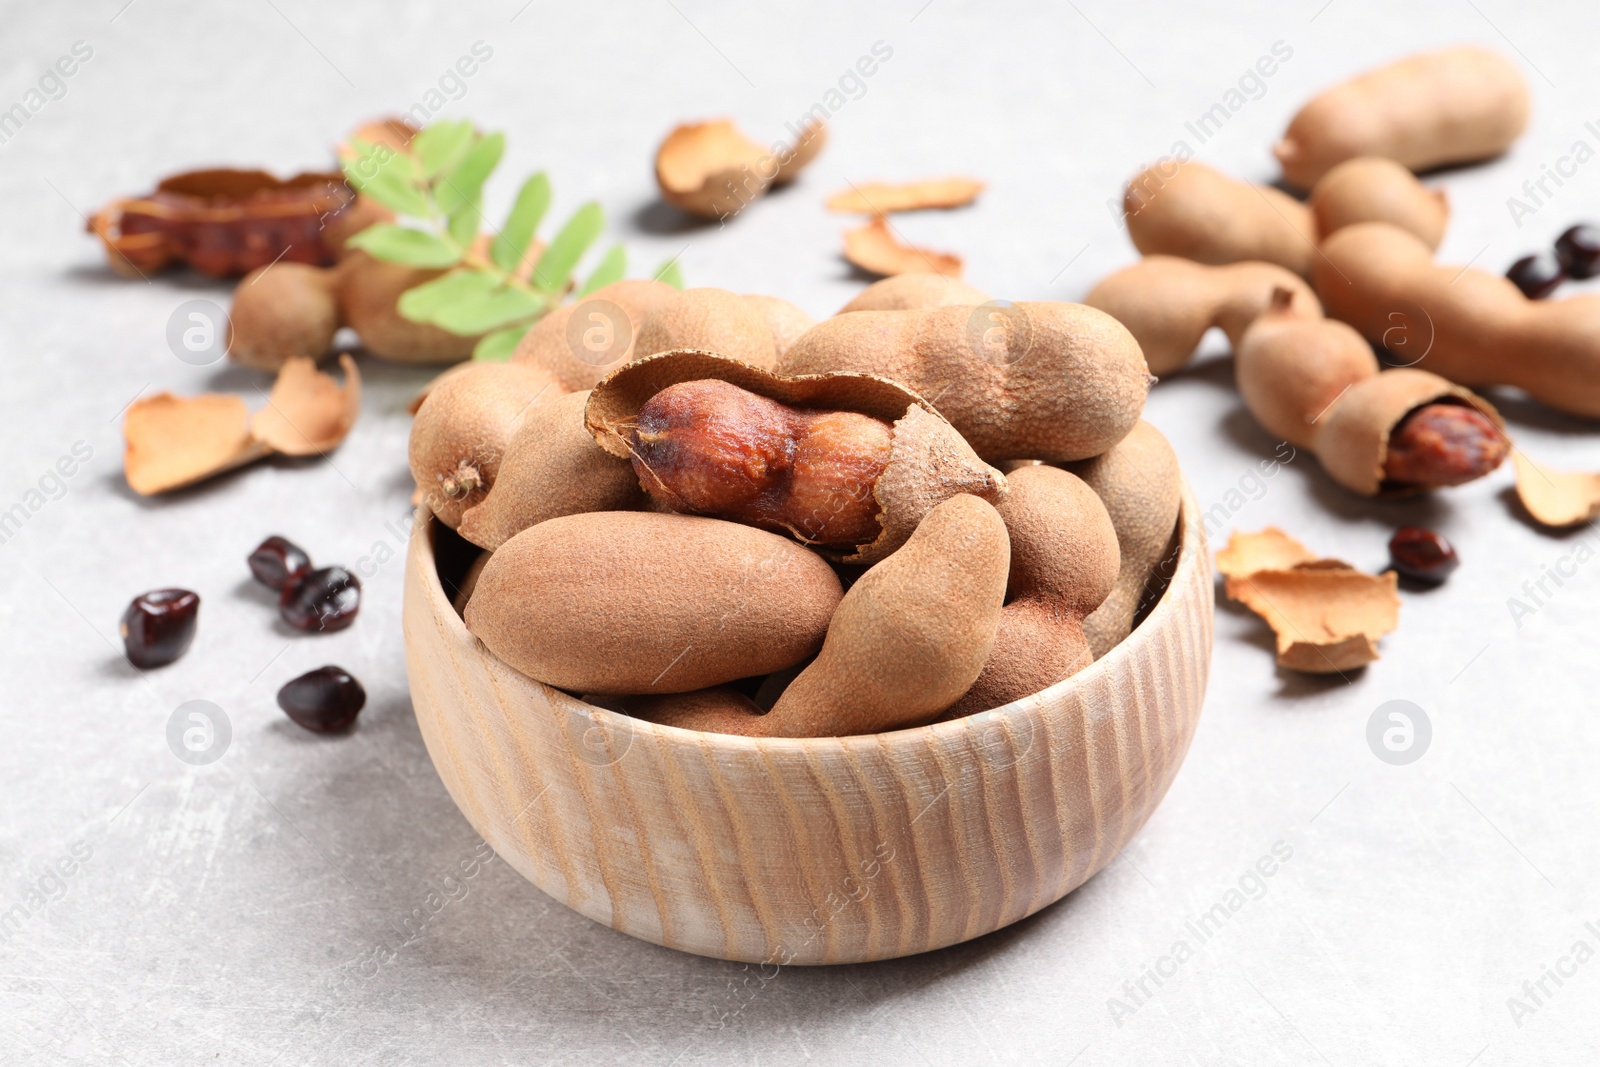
[586,350,1005,564]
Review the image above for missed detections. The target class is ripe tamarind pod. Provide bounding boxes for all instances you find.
[838,273,990,313]
[1314,222,1600,418]
[511,278,676,392]
[1236,298,1508,495]
[588,686,769,736]
[779,302,1150,463]
[464,511,843,694]
[942,466,1118,717]
[409,362,565,527]
[633,287,779,371]
[763,494,1010,736]
[1123,160,1317,276]
[1309,157,1448,249]
[586,350,1005,563]
[337,251,479,363]
[1083,257,1321,375]
[1063,421,1182,659]
[227,262,342,370]
[1234,290,1380,449]
[743,294,814,359]
[1275,46,1530,189]
[457,390,645,551]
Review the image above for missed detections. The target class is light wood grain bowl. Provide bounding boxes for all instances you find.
[403,487,1212,965]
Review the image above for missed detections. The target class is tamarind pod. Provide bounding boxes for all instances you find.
[838,273,991,314]
[1083,257,1321,376]
[511,278,676,392]
[1315,222,1600,418]
[457,390,645,552]
[743,294,814,359]
[762,493,1010,736]
[780,302,1150,463]
[1123,160,1316,276]
[942,466,1118,716]
[633,287,779,370]
[337,251,479,363]
[1275,46,1530,189]
[1234,291,1379,450]
[227,262,342,371]
[588,686,770,737]
[1309,157,1448,249]
[1063,422,1183,659]
[465,511,843,695]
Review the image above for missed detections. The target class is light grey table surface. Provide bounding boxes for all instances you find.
[3,0,1599,1063]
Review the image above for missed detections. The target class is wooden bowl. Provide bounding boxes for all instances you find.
[403,488,1212,965]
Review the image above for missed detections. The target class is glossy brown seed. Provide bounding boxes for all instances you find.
[1506,251,1565,299]
[1555,223,1600,280]
[1388,526,1459,584]
[248,535,312,591]
[120,589,200,668]
[277,665,366,732]
[279,567,361,633]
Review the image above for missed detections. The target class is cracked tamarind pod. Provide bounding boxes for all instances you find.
[409,362,565,527]
[1083,256,1321,376]
[585,350,1005,563]
[1236,289,1508,495]
[778,301,1150,463]
[1063,421,1183,659]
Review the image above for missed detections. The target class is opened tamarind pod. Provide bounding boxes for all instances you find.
[1123,160,1317,277]
[1315,222,1600,418]
[1063,421,1182,658]
[1083,257,1320,376]
[1236,293,1508,495]
[585,350,1004,564]
[779,302,1149,463]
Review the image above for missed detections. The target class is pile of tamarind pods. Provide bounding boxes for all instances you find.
[1085,44,1598,497]
[413,275,1183,738]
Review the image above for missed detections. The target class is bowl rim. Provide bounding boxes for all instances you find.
[415,484,1204,752]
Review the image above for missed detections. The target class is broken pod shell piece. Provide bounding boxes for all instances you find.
[1216,527,1400,674]
[654,118,826,219]
[584,349,1005,563]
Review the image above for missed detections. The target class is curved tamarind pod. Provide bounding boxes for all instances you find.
[1274,46,1530,189]
[1315,222,1600,418]
[1124,160,1316,276]
[1309,157,1448,249]
[1083,257,1321,376]
[941,466,1118,717]
[1234,290,1379,449]
[1063,421,1183,659]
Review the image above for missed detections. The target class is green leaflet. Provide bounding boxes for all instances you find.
[411,120,475,178]
[432,283,547,335]
[579,244,627,296]
[531,202,604,293]
[491,173,551,272]
[653,258,685,290]
[473,324,530,362]
[396,270,497,323]
[346,224,461,269]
